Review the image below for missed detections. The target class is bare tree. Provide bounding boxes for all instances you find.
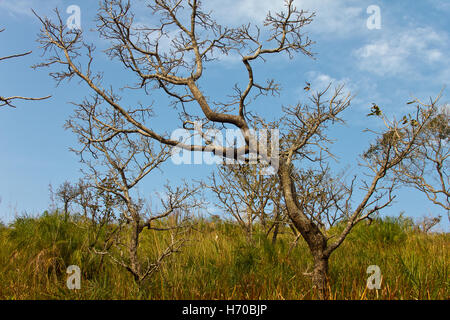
[0,28,50,108]
[92,182,199,283]
[54,181,80,221]
[416,213,442,234]
[393,105,449,220]
[208,162,281,242]
[64,96,202,284]
[291,165,349,232]
[282,88,438,297]
[34,0,440,298]
[74,179,97,220]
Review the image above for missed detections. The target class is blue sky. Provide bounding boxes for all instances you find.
[0,0,449,230]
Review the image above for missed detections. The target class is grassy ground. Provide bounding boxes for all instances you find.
[0,212,448,300]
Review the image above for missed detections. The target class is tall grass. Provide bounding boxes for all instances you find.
[0,212,447,300]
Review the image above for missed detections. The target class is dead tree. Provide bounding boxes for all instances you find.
[0,28,50,108]
[34,0,439,298]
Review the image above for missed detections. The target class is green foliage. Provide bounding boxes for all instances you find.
[7,211,83,272]
[0,211,447,300]
[346,215,414,245]
[231,242,258,278]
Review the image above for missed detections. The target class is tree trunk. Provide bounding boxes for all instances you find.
[245,226,253,243]
[271,205,281,245]
[64,201,69,222]
[129,220,142,282]
[278,159,331,299]
[312,255,329,300]
[271,221,280,245]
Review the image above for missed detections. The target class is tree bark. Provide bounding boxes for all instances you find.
[271,221,280,245]
[64,201,69,222]
[271,203,281,245]
[278,159,331,299]
[312,254,329,300]
[129,220,142,282]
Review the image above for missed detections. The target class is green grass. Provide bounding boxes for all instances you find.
[0,211,447,300]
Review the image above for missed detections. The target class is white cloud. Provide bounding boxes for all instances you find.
[302,71,355,101]
[205,0,366,37]
[0,0,35,16]
[427,0,450,12]
[353,27,449,77]
[0,0,61,17]
[426,49,443,63]
[306,71,352,90]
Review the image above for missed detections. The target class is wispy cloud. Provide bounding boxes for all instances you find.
[0,0,61,17]
[427,0,450,12]
[0,0,35,17]
[204,0,367,38]
[305,71,352,91]
[353,27,449,79]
